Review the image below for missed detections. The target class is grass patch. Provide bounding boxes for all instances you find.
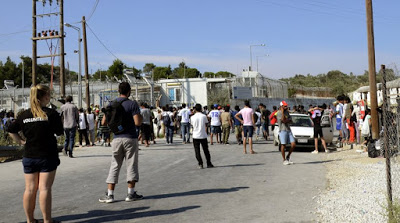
[386,198,400,223]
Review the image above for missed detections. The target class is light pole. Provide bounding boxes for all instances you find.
[65,23,82,108]
[256,54,269,72]
[250,44,265,71]
[13,85,19,112]
[21,59,24,103]
[97,62,102,81]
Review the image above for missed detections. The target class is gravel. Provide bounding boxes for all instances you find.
[315,146,400,223]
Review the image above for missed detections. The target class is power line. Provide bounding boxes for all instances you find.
[85,22,119,61]
[0,30,30,38]
[87,0,100,21]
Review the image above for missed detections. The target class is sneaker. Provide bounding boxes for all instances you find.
[125,192,143,202]
[63,149,68,156]
[207,163,214,168]
[287,159,294,165]
[283,160,290,165]
[325,149,330,153]
[311,150,319,154]
[99,193,114,203]
[198,164,204,169]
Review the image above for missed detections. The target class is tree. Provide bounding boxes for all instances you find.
[215,71,234,78]
[143,63,156,76]
[203,72,215,78]
[153,66,172,80]
[107,59,126,80]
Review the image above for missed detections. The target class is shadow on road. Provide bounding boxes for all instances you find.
[55,205,200,222]
[217,163,265,168]
[145,187,249,200]
[296,159,337,165]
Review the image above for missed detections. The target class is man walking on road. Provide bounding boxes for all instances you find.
[235,100,256,154]
[191,104,214,169]
[60,95,79,158]
[277,101,296,165]
[179,103,192,144]
[99,82,143,203]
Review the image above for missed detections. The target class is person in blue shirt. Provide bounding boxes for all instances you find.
[231,105,243,145]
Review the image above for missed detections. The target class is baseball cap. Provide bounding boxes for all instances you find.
[280,101,288,107]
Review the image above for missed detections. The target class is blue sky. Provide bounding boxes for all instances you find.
[1,0,400,79]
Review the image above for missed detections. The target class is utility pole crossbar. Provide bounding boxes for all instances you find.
[32,35,63,41]
[34,12,60,17]
[37,53,66,59]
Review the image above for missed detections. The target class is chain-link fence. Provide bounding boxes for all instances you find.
[380,64,400,221]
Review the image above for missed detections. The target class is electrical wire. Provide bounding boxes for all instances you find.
[87,0,100,21]
[254,0,400,24]
[85,22,120,60]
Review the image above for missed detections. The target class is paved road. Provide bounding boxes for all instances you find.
[0,135,327,223]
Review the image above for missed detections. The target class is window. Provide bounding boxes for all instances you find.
[168,88,175,101]
[168,88,181,101]
[175,88,181,101]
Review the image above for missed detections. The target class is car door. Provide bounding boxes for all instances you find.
[321,115,333,143]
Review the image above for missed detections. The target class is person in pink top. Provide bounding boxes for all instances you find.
[235,100,256,154]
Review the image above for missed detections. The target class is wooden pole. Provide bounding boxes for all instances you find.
[365,0,379,139]
[82,16,90,108]
[59,0,65,98]
[32,0,37,86]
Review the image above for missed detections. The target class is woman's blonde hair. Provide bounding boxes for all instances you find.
[30,84,50,119]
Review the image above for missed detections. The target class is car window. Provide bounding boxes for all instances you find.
[290,115,312,127]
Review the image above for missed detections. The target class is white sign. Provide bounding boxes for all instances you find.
[232,87,252,99]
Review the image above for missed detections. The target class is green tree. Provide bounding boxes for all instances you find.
[203,72,215,78]
[153,65,172,80]
[107,59,126,80]
[215,71,235,78]
[143,63,156,76]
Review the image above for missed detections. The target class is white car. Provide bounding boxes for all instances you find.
[273,113,333,148]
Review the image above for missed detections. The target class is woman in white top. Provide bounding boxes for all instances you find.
[86,107,96,146]
[78,108,90,147]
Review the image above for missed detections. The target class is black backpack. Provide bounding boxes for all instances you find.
[163,113,171,126]
[105,98,128,134]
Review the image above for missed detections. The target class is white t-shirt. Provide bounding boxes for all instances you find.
[208,109,221,126]
[361,114,371,136]
[178,108,191,123]
[191,112,208,139]
[78,113,87,130]
[87,113,95,130]
[255,111,261,125]
[336,103,343,119]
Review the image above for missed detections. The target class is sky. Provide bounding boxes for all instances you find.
[1,0,400,79]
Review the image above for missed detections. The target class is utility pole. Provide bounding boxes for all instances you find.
[365,0,379,140]
[59,0,65,98]
[32,0,65,95]
[32,0,37,86]
[82,16,90,108]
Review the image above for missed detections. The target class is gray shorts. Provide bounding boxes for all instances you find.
[106,137,139,184]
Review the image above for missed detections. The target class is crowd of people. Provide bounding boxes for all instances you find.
[3,80,376,223]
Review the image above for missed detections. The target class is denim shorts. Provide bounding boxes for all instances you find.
[243,126,254,138]
[22,157,60,174]
[211,126,222,134]
[279,130,295,145]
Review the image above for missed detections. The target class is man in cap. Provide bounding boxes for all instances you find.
[276,101,296,165]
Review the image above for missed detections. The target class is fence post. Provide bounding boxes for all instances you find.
[381,64,393,218]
